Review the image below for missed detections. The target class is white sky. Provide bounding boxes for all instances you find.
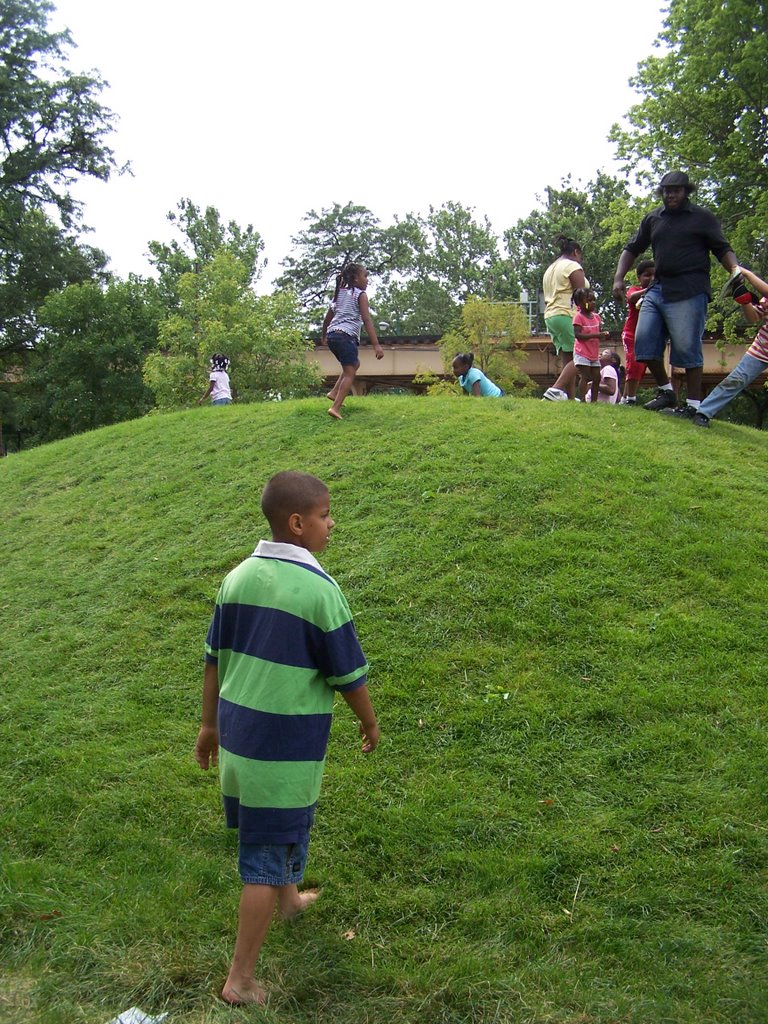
[52,0,666,292]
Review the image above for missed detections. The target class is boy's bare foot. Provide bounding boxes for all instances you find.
[220,979,267,1005]
[327,408,343,420]
[278,887,321,921]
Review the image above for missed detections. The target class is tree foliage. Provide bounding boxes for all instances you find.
[19,278,159,442]
[144,251,321,409]
[0,0,119,224]
[0,0,119,373]
[609,0,768,274]
[147,198,266,309]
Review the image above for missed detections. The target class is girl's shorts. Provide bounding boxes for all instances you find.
[239,835,310,886]
[211,397,232,405]
[574,355,600,368]
[327,332,360,366]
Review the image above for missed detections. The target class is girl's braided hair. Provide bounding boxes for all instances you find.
[333,262,364,301]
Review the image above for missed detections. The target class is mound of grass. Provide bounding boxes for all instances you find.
[2,395,768,1024]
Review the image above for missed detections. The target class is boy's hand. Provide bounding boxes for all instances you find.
[359,720,380,753]
[195,726,219,769]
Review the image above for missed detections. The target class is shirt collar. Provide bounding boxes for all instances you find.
[252,539,324,572]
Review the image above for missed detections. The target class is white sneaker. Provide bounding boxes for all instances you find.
[542,387,568,402]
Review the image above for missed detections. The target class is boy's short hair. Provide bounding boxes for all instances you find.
[636,259,655,277]
[261,471,329,529]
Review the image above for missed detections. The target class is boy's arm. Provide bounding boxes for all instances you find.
[358,292,384,359]
[194,661,220,769]
[341,684,380,753]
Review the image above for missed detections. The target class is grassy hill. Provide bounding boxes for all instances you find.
[2,395,768,1024]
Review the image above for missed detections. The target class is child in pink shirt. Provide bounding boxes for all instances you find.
[572,289,611,403]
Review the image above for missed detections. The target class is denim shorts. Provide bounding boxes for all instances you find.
[574,355,600,368]
[634,284,707,368]
[211,397,232,405]
[238,836,310,885]
[327,332,360,367]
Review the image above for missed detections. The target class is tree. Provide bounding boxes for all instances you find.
[147,198,266,309]
[609,0,768,275]
[143,251,321,409]
[437,296,532,394]
[504,173,635,331]
[423,202,514,303]
[1,0,119,370]
[0,0,119,224]
[276,202,402,316]
[0,208,108,362]
[372,278,457,336]
[19,277,160,442]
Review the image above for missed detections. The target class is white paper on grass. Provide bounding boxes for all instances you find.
[105,1008,169,1024]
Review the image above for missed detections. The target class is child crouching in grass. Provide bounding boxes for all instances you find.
[194,470,380,1006]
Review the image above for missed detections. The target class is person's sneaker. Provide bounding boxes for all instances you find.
[692,412,710,428]
[643,388,677,411]
[659,404,698,419]
[542,387,568,401]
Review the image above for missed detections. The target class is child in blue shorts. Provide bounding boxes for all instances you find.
[194,470,380,1005]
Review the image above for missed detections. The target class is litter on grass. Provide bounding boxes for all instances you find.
[105,1008,168,1024]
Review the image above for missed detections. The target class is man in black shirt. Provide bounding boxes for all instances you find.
[612,171,739,417]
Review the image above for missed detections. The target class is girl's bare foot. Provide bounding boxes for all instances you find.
[220,979,267,1005]
[279,887,321,921]
[327,408,342,420]
[326,390,338,400]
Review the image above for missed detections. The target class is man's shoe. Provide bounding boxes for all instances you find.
[659,404,698,419]
[542,387,568,401]
[692,412,710,428]
[644,388,677,411]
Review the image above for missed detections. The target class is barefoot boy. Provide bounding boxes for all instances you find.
[194,471,380,1005]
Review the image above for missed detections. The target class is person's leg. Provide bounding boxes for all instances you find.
[328,363,358,419]
[696,354,768,422]
[585,366,600,403]
[277,884,321,920]
[549,359,578,397]
[665,294,707,406]
[221,884,277,1005]
[327,371,344,400]
[684,366,703,403]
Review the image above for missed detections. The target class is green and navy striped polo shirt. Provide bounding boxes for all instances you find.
[205,541,368,844]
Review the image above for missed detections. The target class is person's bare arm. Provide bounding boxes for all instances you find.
[341,684,380,752]
[358,293,383,359]
[194,661,220,769]
[613,251,637,301]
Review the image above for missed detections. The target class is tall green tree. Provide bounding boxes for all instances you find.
[144,251,321,409]
[0,0,119,369]
[147,198,266,310]
[504,173,634,331]
[19,277,160,443]
[0,0,118,223]
[276,202,419,317]
[609,0,768,274]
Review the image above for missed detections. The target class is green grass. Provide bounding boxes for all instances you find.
[2,394,768,1024]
